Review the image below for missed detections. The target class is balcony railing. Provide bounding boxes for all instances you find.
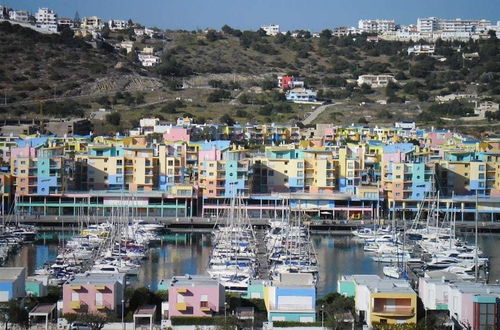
[372,306,414,316]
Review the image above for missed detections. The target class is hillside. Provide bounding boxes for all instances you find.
[1,21,500,135]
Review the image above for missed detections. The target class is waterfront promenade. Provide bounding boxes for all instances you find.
[7,215,500,233]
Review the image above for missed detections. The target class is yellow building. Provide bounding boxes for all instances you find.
[338,275,417,327]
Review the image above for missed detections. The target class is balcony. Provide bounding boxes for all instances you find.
[176,302,188,311]
[70,301,81,310]
[372,306,414,317]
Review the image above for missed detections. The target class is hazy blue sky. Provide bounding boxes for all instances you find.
[3,0,500,31]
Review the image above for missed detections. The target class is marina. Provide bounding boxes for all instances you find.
[5,231,500,297]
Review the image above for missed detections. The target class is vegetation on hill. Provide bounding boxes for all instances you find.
[1,20,499,133]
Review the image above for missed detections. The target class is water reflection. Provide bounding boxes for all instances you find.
[6,233,500,297]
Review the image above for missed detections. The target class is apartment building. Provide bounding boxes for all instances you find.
[419,276,500,330]
[163,275,225,318]
[108,19,128,31]
[9,10,30,22]
[264,273,316,323]
[63,273,125,316]
[34,8,58,32]
[339,275,417,327]
[11,145,68,196]
[358,19,396,33]
[417,17,491,33]
[57,18,74,29]
[81,16,103,30]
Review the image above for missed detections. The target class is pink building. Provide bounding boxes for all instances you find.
[62,273,125,315]
[163,275,225,318]
[163,128,190,143]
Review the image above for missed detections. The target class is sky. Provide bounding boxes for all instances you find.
[3,0,500,31]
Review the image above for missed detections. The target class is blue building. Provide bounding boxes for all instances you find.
[264,273,316,323]
[0,268,25,302]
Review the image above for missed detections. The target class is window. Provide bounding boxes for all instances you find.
[268,170,274,176]
[71,292,79,301]
[297,171,304,177]
[479,165,485,171]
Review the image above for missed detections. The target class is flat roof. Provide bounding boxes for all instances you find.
[166,275,220,288]
[67,272,125,285]
[343,275,414,294]
[135,305,156,316]
[0,267,24,281]
[29,303,57,315]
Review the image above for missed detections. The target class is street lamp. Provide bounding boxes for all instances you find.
[121,299,125,330]
[224,302,228,321]
[321,304,324,329]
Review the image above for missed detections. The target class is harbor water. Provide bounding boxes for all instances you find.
[5,233,500,297]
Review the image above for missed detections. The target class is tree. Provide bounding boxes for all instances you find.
[207,89,231,102]
[260,79,275,91]
[220,113,236,126]
[358,117,369,124]
[106,112,121,126]
[238,93,250,104]
[0,300,29,330]
[205,29,219,42]
[79,313,107,330]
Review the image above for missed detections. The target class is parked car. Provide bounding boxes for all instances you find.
[70,322,92,330]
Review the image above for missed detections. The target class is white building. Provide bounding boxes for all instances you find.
[261,24,280,36]
[57,18,74,29]
[81,16,103,30]
[0,6,8,19]
[357,74,396,88]
[358,19,396,33]
[285,88,317,103]
[417,17,491,33]
[138,53,161,67]
[475,101,500,118]
[407,44,435,55]
[395,122,416,130]
[108,19,128,31]
[120,41,134,54]
[35,8,58,32]
[9,10,30,23]
[332,26,361,36]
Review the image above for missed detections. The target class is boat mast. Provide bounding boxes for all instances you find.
[475,191,479,282]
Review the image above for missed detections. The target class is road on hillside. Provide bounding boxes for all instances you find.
[302,103,335,125]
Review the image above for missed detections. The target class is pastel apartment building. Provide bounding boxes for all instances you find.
[338,275,417,327]
[164,275,225,318]
[11,144,67,196]
[63,273,125,315]
[419,276,500,330]
[264,273,316,323]
[0,268,25,302]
